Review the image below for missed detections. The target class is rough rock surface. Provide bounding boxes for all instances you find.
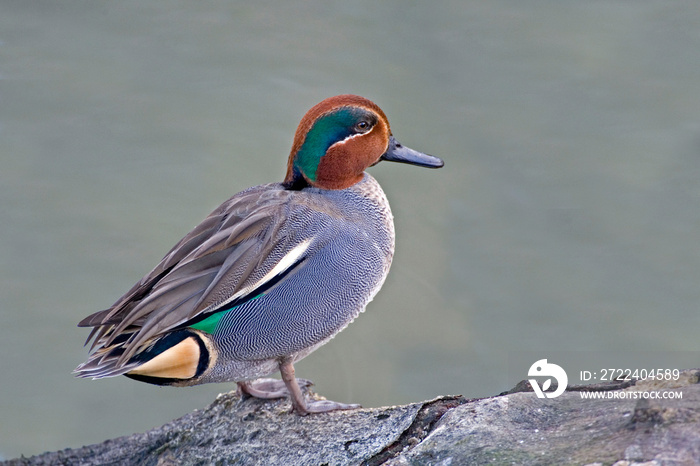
[6,370,700,465]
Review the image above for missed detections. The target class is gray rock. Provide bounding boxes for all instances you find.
[6,371,700,465]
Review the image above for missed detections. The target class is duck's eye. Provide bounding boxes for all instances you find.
[355,120,371,133]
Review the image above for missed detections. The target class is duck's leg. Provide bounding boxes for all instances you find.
[278,359,361,415]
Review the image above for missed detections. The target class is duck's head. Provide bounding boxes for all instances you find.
[284,94,444,190]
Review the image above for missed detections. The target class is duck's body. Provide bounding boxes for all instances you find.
[75,95,443,414]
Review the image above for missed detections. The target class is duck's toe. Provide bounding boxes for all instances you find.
[303,399,362,414]
[237,377,313,399]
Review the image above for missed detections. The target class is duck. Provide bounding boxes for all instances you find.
[74,94,444,414]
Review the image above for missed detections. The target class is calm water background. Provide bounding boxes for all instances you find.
[2,1,700,459]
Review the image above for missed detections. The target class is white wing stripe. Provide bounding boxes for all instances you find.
[210,238,313,312]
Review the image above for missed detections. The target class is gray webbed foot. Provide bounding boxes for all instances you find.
[303,399,361,414]
[237,378,313,399]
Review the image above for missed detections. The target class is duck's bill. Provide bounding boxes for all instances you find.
[380,136,444,168]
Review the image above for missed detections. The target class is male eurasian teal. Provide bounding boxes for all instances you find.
[75,94,443,414]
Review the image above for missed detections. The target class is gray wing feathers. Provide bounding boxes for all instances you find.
[80,185,294,365]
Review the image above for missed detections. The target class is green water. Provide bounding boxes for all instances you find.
[2,1,700,459]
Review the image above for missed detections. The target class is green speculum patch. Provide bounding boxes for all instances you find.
[188,311,224,334]
[294,107,367,182]
[189,293,266,334]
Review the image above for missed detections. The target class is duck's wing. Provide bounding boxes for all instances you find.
[77,184,307,368]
